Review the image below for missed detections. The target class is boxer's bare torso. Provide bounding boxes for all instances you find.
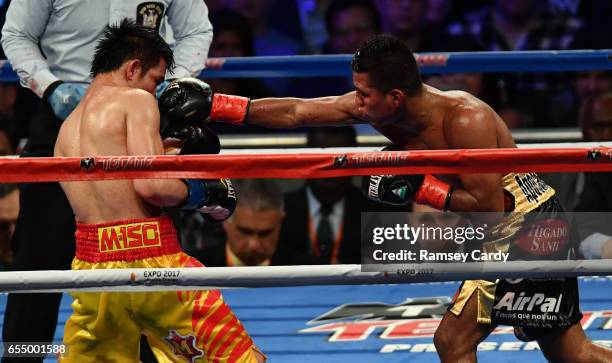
[54,59,186,224]
[248,80,516,212]
[55,86,159,223]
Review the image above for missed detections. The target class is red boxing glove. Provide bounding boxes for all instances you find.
[413,174,454,210]
[211,93,250,126]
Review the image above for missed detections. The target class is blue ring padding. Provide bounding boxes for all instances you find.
[1,50,611,81]
[181,179,208,210]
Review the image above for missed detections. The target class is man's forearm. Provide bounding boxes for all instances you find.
[247,98,304,128]
[447,188,505,213]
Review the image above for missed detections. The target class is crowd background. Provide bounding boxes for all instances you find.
[0,0,611,269]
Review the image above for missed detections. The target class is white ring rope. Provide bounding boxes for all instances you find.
[0,261,609,293]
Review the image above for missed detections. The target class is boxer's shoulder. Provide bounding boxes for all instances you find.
[119,87,156,105]
[111,87,158,118]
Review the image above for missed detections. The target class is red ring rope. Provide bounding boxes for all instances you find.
[0,147,610,183]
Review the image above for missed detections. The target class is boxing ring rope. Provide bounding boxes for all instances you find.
[0,144,610,292]
[0,50,610,294]
[0,261,610,293]
[0,146,610,183]
[1,50,611,81]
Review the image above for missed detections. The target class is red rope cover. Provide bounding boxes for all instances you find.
[0,148,610,183]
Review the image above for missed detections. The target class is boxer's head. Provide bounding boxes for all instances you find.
[90,19,175,95]
[351,34,422,125]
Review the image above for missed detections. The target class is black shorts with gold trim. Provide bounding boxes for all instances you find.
[448,196,583,341]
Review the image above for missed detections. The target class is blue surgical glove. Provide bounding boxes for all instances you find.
[44,81,88,120]
[156,80,171,99]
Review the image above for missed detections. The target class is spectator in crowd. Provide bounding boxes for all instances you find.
[279,127,360,264]
[206,0,233,12]
[575,92,612,259]
[0,82,36,152]
[581,92,612,143]
[375,0,484,30]
[568,21,612,122]
[380,0,476,52]
[0,113,18,156]
[322,0,380,55]
[234,0,304,56]
[447,0,583,128]
[287,0,381,98]
[0,82,36,150]
[541,82,612,212]
[425,0,456,28]
[572,71,612,119]
[0,83,17,120]
[194,179,303,266]
[278,126,400,264]
[0,183,18,270]
[380,0,429,50]
[233,0,305,95]
[0,1,213,360]
[205,10,274,100]
[205,9,275,136]
[270,0,331,54]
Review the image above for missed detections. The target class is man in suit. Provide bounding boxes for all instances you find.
[278,126,384,264]
[196,179,300,266]
[575,92,612,259]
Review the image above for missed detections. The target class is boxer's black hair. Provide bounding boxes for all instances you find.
[351,35,422,95]
[91,18,175,77]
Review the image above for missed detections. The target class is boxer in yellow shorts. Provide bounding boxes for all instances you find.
[64,216,259,362]
[54,21,264,362]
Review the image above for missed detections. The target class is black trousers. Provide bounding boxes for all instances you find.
[2,183,75,363]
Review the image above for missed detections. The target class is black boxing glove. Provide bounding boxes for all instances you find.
[162,124,220,155]
[178,178,237,223]
[362,145,454,210]
[158,77,249,127]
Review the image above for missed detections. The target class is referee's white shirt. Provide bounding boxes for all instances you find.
[1,0,213,97]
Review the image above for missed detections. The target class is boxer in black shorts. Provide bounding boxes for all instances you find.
[449,173,583,345]
[158,34,612,362]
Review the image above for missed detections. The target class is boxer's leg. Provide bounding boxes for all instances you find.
[538,323,612,363]
[434,281,496,362]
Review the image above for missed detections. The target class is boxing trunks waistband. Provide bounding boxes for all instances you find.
[75,215,182,263]
[502,172,555,213]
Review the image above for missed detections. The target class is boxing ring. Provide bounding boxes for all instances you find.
[1,50,612,361]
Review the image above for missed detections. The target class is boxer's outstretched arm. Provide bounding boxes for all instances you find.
[247,92,364,128]
[127,92,188,207]
[444,108,505,212]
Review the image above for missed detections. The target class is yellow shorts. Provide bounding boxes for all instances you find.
[60,216,261,362]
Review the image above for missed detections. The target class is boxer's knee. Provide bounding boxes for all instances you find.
[433,327,453,352]
[434,318,477,360]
